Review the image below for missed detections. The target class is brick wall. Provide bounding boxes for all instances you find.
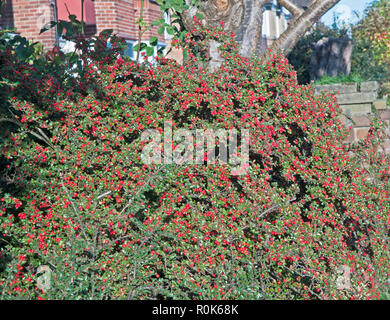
[1,0,165,49]
[116,0,136,39]
[94,0,162,41]
[10,0,56,49]
[94,0,120,35]
[315,81,390,153]
[133,0,162,40]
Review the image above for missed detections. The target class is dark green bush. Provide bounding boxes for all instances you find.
[0,19,389,300]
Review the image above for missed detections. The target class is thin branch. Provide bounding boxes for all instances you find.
[60,173,92,250]
[0,118,20,125]
[81,0,85,35]
[118,165,163,217]
[136,0,145,63]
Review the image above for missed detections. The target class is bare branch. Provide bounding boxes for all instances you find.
[269,0,341,54]
[0,118,20,125]
[278,0,304,17]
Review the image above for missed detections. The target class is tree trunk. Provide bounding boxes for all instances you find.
[239,0,268,57]
[181,0,268,57]
[180,0,340,60]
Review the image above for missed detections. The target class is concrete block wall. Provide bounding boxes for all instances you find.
[315,81,390,153]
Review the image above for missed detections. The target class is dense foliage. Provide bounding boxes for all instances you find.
[352,0,390,83]
[0,18,389,300]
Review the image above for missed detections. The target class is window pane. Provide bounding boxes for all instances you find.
[124,40,134,59]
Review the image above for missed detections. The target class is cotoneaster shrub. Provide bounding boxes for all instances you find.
[0,20,389,300]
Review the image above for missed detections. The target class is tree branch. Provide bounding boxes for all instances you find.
[278,0,304,17]
[269,0,341,54]
[0,117,55,149]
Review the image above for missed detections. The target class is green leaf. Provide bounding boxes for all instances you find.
[166,26,175,36]
[149,36,158,47]
[40,21,57,34]
[183,48,189,59]
[100,29,113,36]
[68,14,78,23]
[179,30,187,41]
[146,46,155,57]
[133,42,147,52]
[140,42,148,51]
[157,26,165,35]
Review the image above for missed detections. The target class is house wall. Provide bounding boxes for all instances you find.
[0,0,14,29]
[1,0,56,49]
[0,0,164,49]
[57,0,97,24]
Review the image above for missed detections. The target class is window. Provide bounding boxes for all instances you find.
[123,40,136,59]
[157,43,167,56]
[56,0,96,24]
[123,40,167,64]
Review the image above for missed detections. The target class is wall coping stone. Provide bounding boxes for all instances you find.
[314,83,357,94]
[360,81,380,92]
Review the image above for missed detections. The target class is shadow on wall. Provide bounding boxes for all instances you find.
[0,0,14,29]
